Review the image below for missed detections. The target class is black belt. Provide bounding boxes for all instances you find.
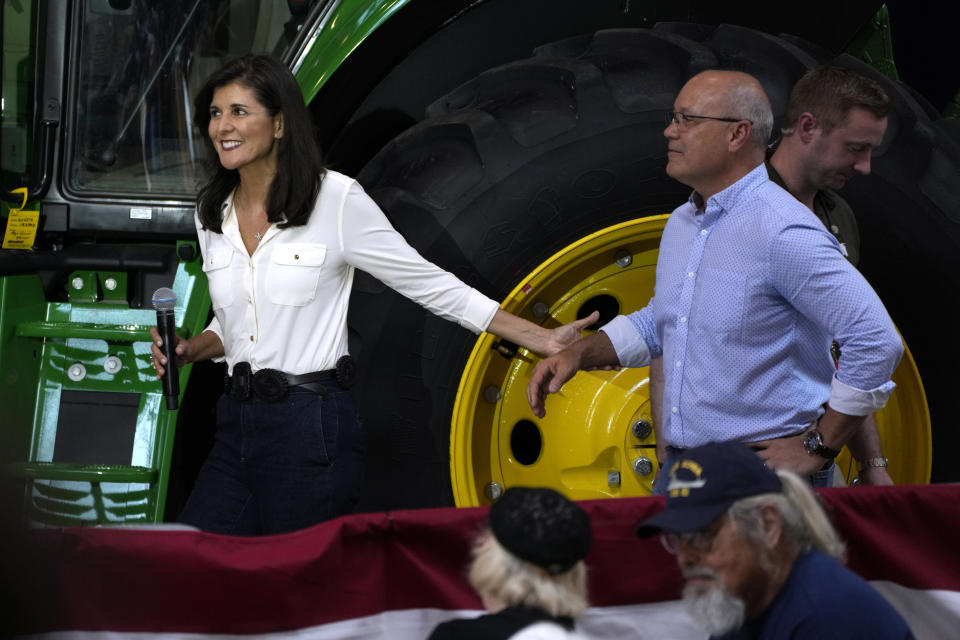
[225,356,355,402]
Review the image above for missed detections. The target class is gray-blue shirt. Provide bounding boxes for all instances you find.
[602,163,902,447]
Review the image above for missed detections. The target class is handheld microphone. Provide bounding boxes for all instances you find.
[152,287,180,410]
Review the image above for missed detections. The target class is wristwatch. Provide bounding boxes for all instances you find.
[802,429,841,459]
[858,456,889,470]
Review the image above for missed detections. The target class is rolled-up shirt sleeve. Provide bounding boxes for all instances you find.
[771,225,903,414]
[600,304,661,368]
[828,375,897,416]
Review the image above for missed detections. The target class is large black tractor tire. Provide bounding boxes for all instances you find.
[348,25,959,511]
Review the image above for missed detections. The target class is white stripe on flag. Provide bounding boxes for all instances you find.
[11,486,960,638]
[21,589,958,640]
[871,582,960,639]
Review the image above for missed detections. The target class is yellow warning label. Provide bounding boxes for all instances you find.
[2,210,40,249]
[2,187,39,250]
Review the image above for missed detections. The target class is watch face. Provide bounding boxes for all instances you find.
[803,431,820,453]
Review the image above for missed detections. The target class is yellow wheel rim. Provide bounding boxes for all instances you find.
[451,217,931,506]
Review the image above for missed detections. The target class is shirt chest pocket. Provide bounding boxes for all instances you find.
[202,247,235,310]
[267,243,327,306]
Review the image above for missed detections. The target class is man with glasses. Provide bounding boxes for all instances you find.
[635,441,913,638]
[527,70,903,492]
[649,67,894,487]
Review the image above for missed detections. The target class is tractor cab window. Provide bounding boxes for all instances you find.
[68,0,313,197]
[1,0,38,191]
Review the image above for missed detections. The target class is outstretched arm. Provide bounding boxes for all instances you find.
[486,309,600,357]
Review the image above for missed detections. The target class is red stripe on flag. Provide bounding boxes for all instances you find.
[820,485,960,591]
[5,485,959,634]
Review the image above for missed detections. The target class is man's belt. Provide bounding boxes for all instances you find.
[225,356,356,402]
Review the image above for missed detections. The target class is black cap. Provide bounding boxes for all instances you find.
[489,487,592,575]
[636,441,782,537]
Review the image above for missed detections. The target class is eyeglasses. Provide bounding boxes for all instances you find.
[666,111,751,130]
[660,514,729,555]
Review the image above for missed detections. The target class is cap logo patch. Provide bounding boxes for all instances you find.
[667,459,706,497]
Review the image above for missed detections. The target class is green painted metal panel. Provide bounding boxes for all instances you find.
[17,321,154,341]
[846,5,899,80]
[293,0,415,102]
[9,462,157,483]
[2,241,211,526]
[0,276,47,471]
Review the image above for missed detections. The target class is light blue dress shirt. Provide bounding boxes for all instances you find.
[602,164,903,447]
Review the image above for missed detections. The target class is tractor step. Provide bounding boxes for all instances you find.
[16,321,153,341]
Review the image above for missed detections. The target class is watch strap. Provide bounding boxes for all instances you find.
[813,443,841,459]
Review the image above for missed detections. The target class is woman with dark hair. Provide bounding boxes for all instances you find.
[149,55,596,536]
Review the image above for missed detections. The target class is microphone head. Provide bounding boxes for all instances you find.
[152,287,177,311]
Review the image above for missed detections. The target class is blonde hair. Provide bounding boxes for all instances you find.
[728,470,846,560]
[468,529,588,619]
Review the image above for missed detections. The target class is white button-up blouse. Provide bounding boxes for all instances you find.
[198,170,499,375]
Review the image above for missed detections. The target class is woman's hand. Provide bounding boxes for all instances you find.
[544,310,601,356]
[488,309,613,359]
[149,326,192,379]
[546,311,620,371]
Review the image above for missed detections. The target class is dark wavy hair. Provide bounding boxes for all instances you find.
[193,54,324,232]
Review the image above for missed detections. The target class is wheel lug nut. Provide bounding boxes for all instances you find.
[633,457,654,476]
[631,419,652,439]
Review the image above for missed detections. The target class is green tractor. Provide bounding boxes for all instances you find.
[1,0,956,526]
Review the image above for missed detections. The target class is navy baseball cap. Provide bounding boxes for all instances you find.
[636,441,782,537]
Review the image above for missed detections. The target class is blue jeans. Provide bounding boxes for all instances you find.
[178,385,364,535]
[652,444,834,496]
